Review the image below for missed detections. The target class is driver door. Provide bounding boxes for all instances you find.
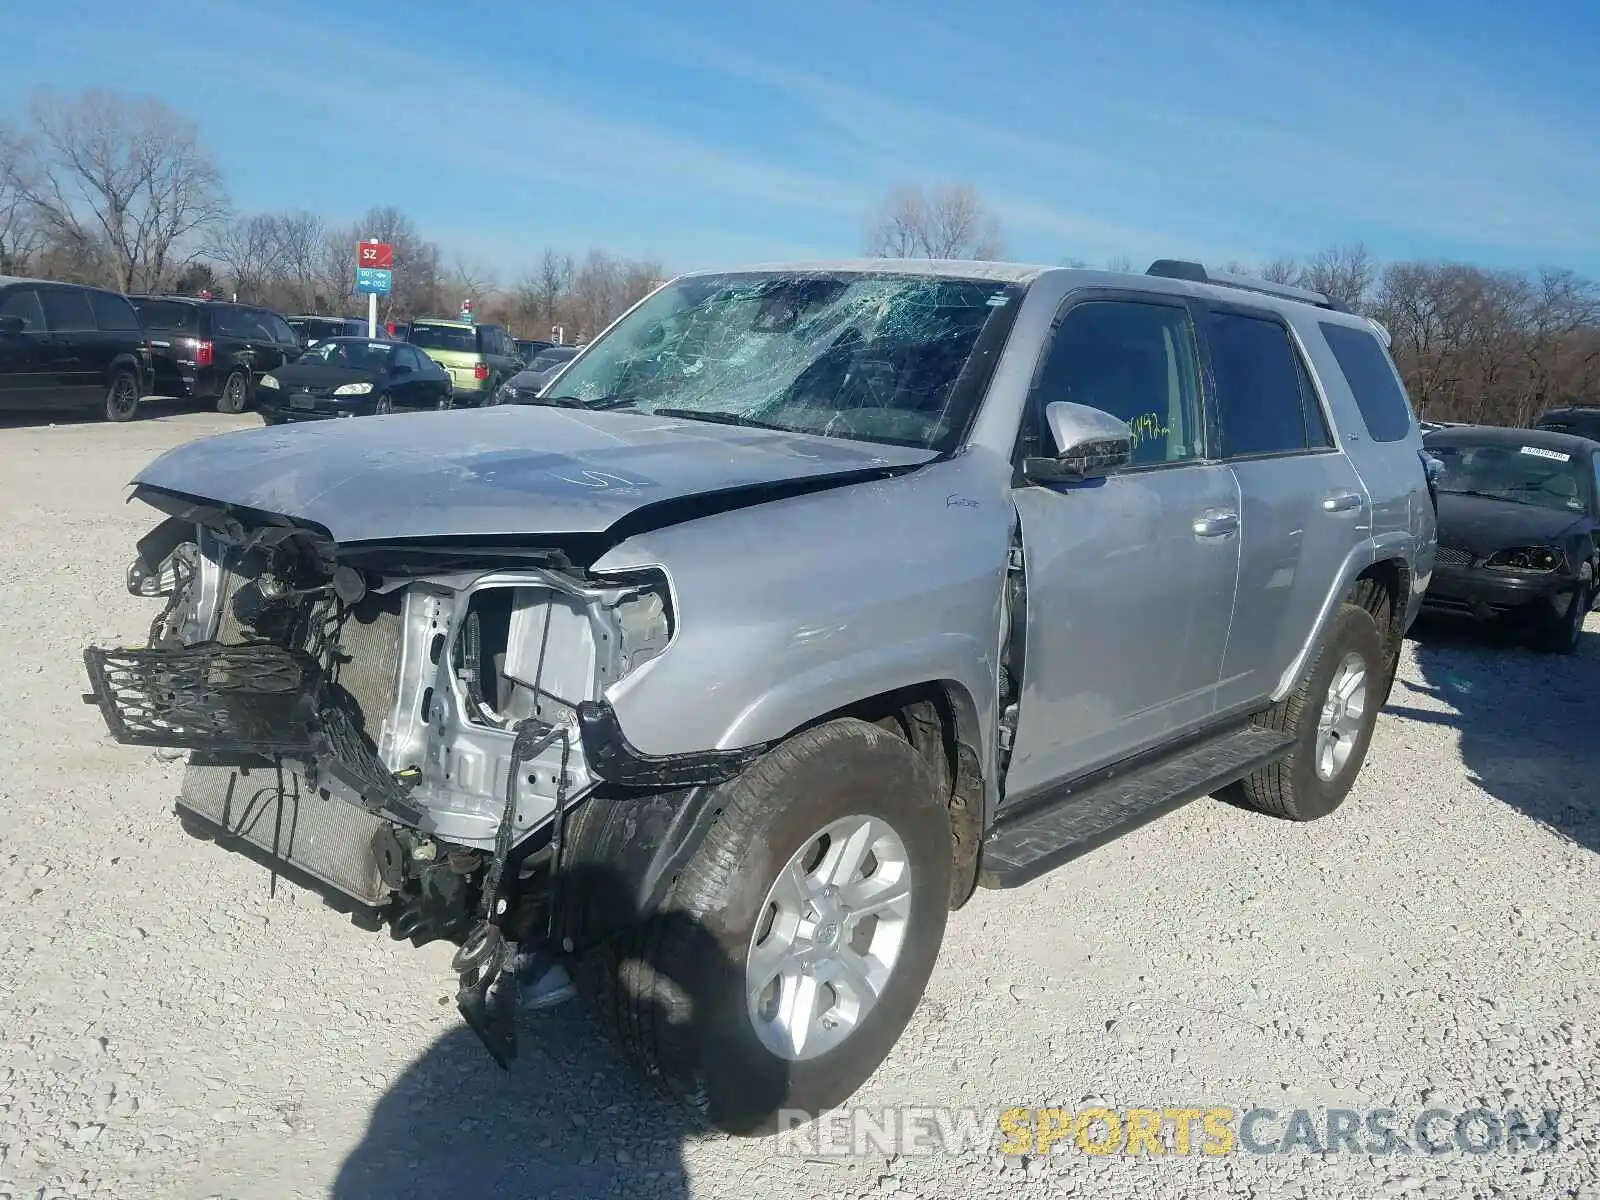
[1002,294,1241,806]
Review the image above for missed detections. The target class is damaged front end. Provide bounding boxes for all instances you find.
[84,491,679,1066]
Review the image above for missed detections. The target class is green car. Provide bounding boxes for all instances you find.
[404,319,523,406]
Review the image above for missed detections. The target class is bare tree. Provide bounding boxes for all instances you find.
[1104,254,1134,274]
[0,120,43,274]
[21,88,228,292]
[865,181,1003,260]
[1301,242,1375,310]
[204,213,280,301]
[1257,256,1301,285]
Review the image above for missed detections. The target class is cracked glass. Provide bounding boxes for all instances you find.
[543,271,1023,450]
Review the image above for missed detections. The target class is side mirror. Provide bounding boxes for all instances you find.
[392,363,412,376]
[1024,401,1134,483]
[0,315,24,336]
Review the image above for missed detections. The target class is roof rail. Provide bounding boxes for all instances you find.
[1145,259,1348,312]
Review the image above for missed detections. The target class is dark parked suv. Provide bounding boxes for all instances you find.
[1532,404,1600,442]
[130,296,301,414]
[0,276,153,421]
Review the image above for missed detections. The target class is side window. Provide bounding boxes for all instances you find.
[39,288,96,332]
[1294,351,1334,448]
[0,288,46,331]
[211,307,246,338]
[1032,299,1203,467]
[89,291,141,333]
[1319,321,1414,443]
[398,346,420,370]
[265,313,297,345]
[1207,309,1329,457]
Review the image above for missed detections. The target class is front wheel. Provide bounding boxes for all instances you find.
[1537,578,1590,655]
[216,370,250,415]
[579,718,952,1135]
[103,370,140,422]
[373,393,394,416]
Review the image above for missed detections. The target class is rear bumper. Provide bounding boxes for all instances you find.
[1420,563,1576,622]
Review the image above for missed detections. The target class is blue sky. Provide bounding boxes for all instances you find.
[2,0,1596,280]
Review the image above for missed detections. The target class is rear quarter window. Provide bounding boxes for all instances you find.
[1318,321,1414,443]
[89,291,141,332]
[133,300,199,334]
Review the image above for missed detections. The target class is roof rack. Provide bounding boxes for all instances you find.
[1145,259,1348,312]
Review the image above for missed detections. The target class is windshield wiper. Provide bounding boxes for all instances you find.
[536,393,645,410]
[649,407,793,432]
[1445,488,1532,505]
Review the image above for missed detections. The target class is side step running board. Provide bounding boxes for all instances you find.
[978,725,1295,889]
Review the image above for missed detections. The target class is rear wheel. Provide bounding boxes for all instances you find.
[217,370,249,415]
[1224,600,1384,822]
[576,718,952,1135]
[103,370,139,422]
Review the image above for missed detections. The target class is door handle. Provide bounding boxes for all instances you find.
[1322,489,1363,513]
[1193,508,1239,538]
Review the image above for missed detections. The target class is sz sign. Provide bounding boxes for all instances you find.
[356,267,393,295]
[357,241,394,270]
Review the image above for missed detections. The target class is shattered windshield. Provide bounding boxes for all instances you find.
[545,271,1023,450]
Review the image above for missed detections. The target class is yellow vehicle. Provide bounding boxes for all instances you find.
[403,318,523,406]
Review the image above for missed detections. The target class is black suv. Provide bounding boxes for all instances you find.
[130,296,301,414]
[287,314,371,346]
[0,276,153,421]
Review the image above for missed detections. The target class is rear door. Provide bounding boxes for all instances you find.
[1004,292,1242,803]
[36,286,102,405]
[0,287,49,409]
[1200,301,1369,713]
[87,290,147,391]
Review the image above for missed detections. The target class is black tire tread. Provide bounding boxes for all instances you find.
[1235,597,1382,821]
[577,718,945,1132]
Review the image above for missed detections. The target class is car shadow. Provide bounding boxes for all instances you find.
[1388,614,1600,854]
[0,397,204,428]
[330,862,789,1200]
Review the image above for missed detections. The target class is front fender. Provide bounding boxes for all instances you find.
[591,450,1018,768]
[718,632,995,753]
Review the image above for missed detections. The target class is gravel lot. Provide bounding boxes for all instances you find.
[1,410,1597,1200]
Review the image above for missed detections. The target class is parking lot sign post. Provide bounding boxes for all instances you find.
[356,239,394,337]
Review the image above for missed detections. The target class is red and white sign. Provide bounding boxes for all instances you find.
[357,240,394,269]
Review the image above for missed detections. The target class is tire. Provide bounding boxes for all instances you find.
[374,393,394,416]
[1537,580,1589,655]
[576,718,952,1136]
[217,370,250,415]
[1227,600,1384,822]
[103,370,140,422]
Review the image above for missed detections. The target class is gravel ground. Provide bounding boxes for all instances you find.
[1,410,1597,1200]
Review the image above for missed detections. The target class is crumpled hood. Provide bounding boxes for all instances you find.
[132,405,935,544]
[1436,491,1584,556]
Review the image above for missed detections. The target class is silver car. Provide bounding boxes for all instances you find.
[83,257,1435,1135]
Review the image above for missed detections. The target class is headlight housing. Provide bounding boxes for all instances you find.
[260,374,280,390]
[1485,546,1565,573]
[333,381,373,396]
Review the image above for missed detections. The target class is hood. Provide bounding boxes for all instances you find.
[1435,491,1584,556]
[271,361,385,388]
[132,405,936,544]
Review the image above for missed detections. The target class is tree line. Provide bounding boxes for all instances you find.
[3,86,1595,422]
[0,88,664,341]
[872,183,1600,427]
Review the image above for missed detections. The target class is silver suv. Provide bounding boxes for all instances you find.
[82,258,1435,1135]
